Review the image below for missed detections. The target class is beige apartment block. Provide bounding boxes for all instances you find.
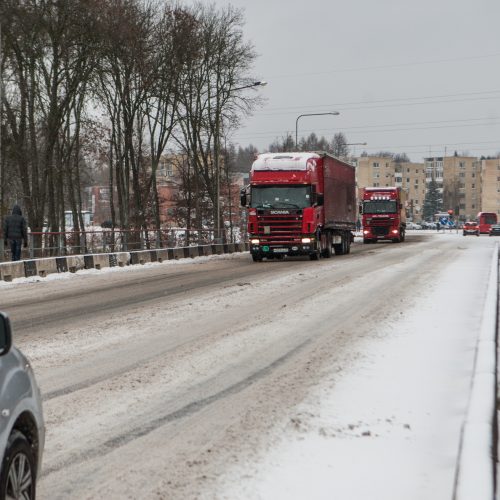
[398,162,426,222]
[356,156,395,189]
[481,158,500,216]
[424,156,480,222]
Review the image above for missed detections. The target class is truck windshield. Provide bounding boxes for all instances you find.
[250,186,312,209]
[363,200,397,214]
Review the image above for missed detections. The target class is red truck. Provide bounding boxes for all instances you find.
[360,187,407,243]
[240,152,356,261]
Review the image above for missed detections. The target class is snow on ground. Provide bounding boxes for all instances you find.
[4,231,496,499]
[215,233,494,500]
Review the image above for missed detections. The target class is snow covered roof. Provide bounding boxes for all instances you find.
[252,152,320,171]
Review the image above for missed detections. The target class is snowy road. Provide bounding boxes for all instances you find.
[2,232,495,499]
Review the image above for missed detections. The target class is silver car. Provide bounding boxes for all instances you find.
[0,312,44,500]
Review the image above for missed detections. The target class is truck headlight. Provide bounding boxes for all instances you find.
[250,239,260,244]
[301,238,312,244]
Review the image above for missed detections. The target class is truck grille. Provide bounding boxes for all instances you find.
[257,211,303,244]
[372,226,389,236]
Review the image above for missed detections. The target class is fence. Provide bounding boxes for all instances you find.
[1,227,245,262]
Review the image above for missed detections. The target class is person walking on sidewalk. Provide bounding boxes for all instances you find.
[3,205,28,261]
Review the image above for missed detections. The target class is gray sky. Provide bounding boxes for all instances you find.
[209,0,500,161]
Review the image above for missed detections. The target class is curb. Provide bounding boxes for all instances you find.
[0,243,249,281]
[453,242,498,499]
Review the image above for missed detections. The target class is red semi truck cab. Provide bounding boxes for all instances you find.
[241,152,356,261]
[360,187,407,243]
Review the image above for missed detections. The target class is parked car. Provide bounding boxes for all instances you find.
[462,221,480,236]
[489,224,500,236]
[0,312,44,500]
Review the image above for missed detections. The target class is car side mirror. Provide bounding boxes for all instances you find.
[0,312,12,356]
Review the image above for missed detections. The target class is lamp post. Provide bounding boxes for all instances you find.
[214,80,267,243]
[295,112,339,149]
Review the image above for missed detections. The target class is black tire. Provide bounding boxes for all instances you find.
[345,234,351,254]
[251,254,262,262]
[0,430,36,500]
[321,233,332,258]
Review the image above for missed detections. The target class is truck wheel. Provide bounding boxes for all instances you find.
[321,233,332,258]
[334,234,347,255]
[252,254,262,262]
[345,234,351,254]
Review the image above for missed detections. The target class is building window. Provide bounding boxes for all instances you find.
[459,161,465,169]
[373,162,379,168]
[471,183,475,189]
[166,164,174,177]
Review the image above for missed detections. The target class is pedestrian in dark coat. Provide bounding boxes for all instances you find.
[3,205,28,261]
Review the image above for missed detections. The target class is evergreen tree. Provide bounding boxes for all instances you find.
[422,178,442,221]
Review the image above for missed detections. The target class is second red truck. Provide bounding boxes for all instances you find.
[359,187,407,243]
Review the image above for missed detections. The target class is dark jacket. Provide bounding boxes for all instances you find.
[3,205,28,243]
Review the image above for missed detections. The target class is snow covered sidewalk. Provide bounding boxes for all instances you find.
[216,236,497,500]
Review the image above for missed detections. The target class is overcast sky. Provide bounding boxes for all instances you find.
[207,0,500,162]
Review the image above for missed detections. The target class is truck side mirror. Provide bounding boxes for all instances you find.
[358,204,363,215]
[316,194,324,206]
[240,190,247,207]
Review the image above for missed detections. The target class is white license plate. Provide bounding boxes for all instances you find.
[273,248,288,253]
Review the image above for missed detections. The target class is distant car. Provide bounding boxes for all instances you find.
[462,221,480,236]
[489,224,500,236]
[0,312,44,500]
[406,222,422,230]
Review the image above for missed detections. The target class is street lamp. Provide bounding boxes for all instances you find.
[295,112,340,148]
[232,81,267,92]
[215,80,267,243]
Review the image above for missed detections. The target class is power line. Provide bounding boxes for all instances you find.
[261,89,500,113]
[260,95,500,117]
[233,116,500,140]
[266,53,500,79]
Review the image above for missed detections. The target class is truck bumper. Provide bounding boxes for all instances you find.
[250,243,314,258]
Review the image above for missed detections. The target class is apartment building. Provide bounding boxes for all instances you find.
[397,162,426,222]
[424,156,481,221]
[481,158,500,216]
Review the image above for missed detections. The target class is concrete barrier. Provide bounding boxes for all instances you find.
[32,257,58,277]
[0,262,25,281]
[0,243,247,280]
[91,254,111,270]
[157,249,169,263]
[66,255,85,273]
[130,251,151,265]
